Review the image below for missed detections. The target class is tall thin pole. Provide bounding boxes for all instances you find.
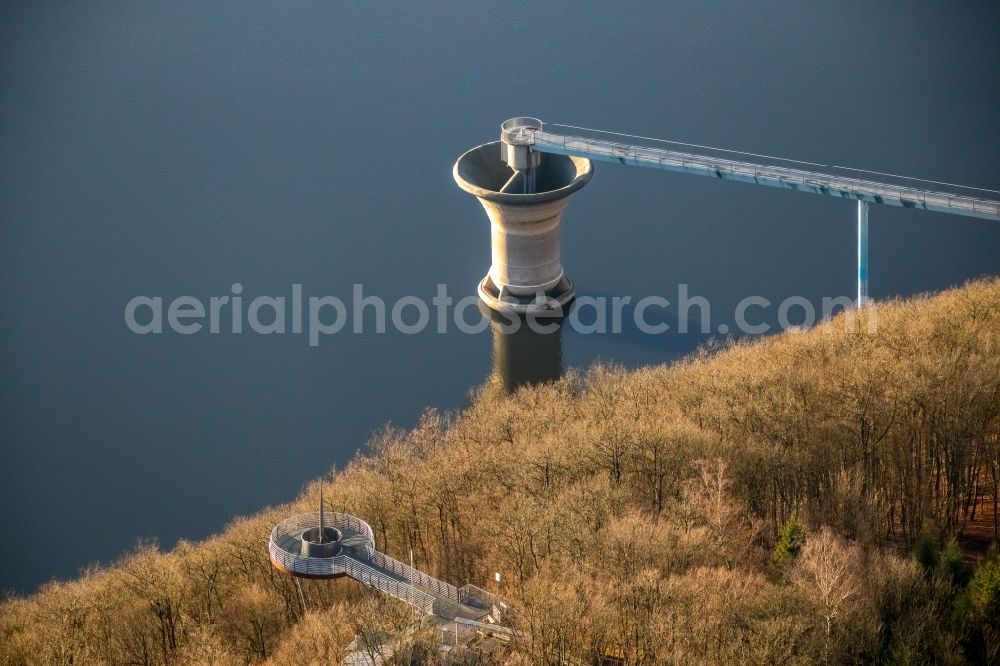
[409,548,416,622]
[319,482,325,543]
[857,200,869,307]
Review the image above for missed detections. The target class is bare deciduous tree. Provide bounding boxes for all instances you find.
[793,527,859,664]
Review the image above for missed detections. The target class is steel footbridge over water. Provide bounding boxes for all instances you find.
[453,117,1000,312]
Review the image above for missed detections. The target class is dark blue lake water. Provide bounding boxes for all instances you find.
[2,2,998,593]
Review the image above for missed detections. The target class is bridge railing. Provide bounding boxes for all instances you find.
[537,123,1000,204]
[266,546,437,615]
[532,130,1000,220]
[342,557,436,615]
[367,551,461,603]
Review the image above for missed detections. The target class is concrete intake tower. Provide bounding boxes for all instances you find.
[455,116,1000,311]
[454,117,592,313]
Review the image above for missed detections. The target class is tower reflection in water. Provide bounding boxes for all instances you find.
[487,306,564,394]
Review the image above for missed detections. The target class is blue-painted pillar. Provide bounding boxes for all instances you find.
[857,200,869,307]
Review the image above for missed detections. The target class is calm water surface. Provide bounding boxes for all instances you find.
[2,2,999,593]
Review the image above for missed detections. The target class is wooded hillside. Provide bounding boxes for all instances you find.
[3,279,1000,664]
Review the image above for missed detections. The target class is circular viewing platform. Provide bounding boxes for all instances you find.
[268,512,375,579]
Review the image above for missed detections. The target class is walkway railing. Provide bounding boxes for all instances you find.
[367,551,461,603]
[342,557,436,614]
[529,129,1000,221]
[269,511,495,621]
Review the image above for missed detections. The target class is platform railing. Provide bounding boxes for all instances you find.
[269,511,377,575]
[458,583,497,609]
[270,511,374,539]
[501,117,543,145]
[268,541,347,578]
[270,512,375,554]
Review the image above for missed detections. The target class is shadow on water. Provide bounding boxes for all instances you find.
[482,288,718,396]
[485,305,564,394]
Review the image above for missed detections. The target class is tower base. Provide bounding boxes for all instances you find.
[477,274,575,314]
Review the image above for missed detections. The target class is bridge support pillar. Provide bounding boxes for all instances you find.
[858,200,869,307]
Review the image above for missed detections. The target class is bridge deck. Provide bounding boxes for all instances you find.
[531,130,1000,221]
